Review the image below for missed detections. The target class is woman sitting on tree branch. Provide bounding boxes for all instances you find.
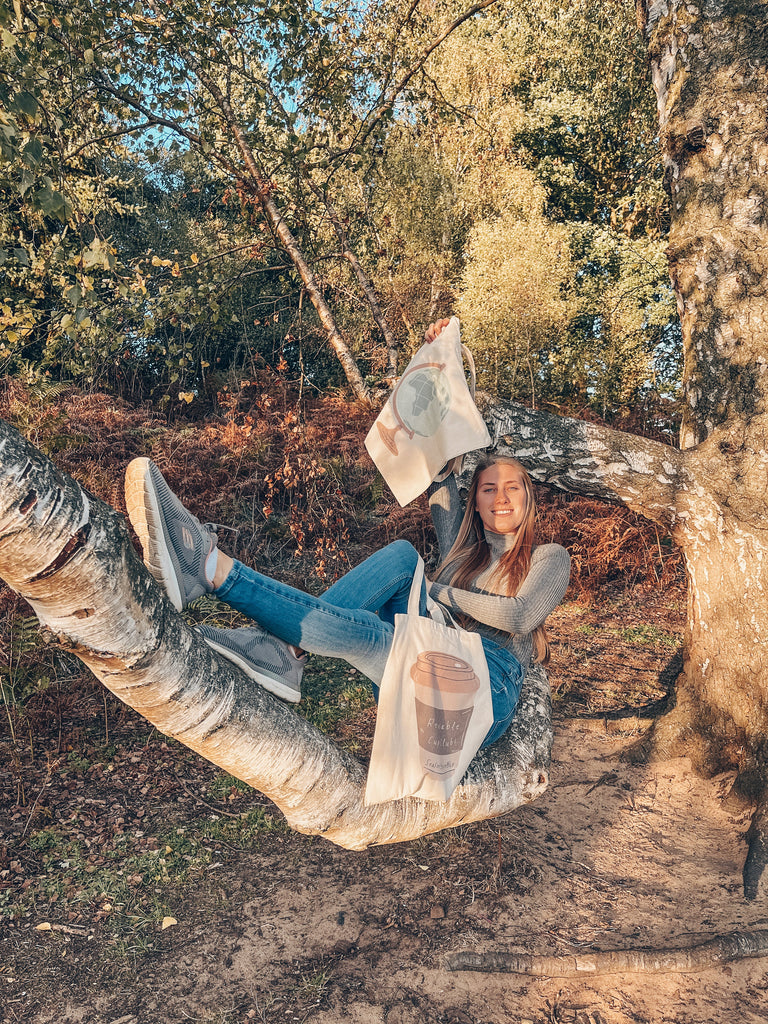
[124,321,570,748]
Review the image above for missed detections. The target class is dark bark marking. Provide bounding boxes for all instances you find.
[666,123,708,172]
[683,124,707,152]
[743,796,768,900]
[28,524,91,583]
[71,608,95,619]
[19,490,38,514]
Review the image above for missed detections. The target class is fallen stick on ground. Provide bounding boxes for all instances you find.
[445,929,768,976]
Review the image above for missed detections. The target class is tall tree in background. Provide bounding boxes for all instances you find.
[1,0,503,401]
[485,0,679,420]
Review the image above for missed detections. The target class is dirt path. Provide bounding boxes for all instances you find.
[6,715,766,1024]
[6,583,764,1024]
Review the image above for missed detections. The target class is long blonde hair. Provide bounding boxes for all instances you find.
[436,456,550,664]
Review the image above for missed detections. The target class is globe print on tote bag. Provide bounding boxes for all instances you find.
[365,317,491,506]
[376,362,451,455]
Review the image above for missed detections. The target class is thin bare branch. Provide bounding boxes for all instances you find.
[316,0,502,169]
[305,178,399,375]
[64,122,159,161]
[183,52,372,402]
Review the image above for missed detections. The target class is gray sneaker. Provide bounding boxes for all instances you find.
[125,457,217,611]
[198,624,304,703]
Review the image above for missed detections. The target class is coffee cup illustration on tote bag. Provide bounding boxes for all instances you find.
[411,651,481,777]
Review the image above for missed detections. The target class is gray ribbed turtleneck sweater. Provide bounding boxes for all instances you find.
[427,474,570,669]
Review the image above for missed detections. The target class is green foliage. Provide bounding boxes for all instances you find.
[458,172,574,403]
[0,0,679,420]
[546,226,680,416]
[0,1,492,396]
[0,2,142,384]
[414,0,680,424]
[493,0,666,235]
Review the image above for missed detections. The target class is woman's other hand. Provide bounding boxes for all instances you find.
[424,318,450,344]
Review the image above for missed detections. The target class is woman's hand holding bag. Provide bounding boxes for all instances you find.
[365,317,490,507]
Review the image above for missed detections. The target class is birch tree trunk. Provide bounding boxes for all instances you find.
[0,418,550,851]
[635,0,768,884]
[185,56,373,405]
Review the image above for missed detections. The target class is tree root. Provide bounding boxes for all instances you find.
[445,930,768,977]
[744,797,768,900]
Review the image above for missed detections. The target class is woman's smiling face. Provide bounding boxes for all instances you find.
[474,462,528,535]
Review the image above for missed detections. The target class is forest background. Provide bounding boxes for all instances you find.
[0,0,686,707]
[1,0,680,422]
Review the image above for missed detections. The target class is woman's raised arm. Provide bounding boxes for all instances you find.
[427,473,464,561]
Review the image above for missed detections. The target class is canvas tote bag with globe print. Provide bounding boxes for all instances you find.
[365,317,490,506]
[364,556,494,805]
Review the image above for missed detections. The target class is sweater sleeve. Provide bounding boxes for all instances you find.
[427,473,464,560]
[429,543,570,635]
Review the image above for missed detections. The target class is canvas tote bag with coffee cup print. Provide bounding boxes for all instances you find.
[365,316,491,507]
[365,556,494,805]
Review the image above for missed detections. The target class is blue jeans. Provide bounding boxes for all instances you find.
[214,540,523,747]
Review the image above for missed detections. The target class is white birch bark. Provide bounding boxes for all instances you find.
[630,0,768,892]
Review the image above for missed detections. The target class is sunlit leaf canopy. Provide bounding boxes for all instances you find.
[7,0,468,172]
[91,1,394,169]
[0,0,680,427]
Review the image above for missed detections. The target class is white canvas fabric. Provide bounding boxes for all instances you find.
[365,557,493,805]
[365,317,491,506]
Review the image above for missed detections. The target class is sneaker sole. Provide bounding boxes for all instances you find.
[202,637,301,703]
[125,458,184,611]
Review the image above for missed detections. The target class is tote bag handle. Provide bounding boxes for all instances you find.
[410,555,455,628]
[461,343,478,398]
[431,344,480,484]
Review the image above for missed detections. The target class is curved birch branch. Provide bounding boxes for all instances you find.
[446,929,768,976]
[483,398,685,528]
[0,418,550,850]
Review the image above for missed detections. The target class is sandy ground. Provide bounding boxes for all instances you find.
[8,714,768,1024]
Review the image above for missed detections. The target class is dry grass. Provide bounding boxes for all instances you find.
[0,374,684,744]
